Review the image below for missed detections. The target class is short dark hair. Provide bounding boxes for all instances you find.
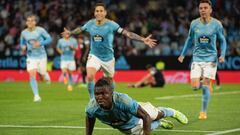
[94,77,112,92]
[94,2,106,10]
[199,0,212,7]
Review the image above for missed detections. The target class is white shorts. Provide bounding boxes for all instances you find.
[60,60,76,71]
[26,58,47,75]
[86,54,115,77]
[120,102,159,135]
[190,62,217,80]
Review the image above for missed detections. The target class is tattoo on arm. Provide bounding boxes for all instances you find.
[70,27,82,35]
[122,30,144,41]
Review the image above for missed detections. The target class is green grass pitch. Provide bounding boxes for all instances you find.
[0,82,240,135]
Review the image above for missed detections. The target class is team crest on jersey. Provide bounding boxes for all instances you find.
[198,36,211,45]
[93,35,104,42]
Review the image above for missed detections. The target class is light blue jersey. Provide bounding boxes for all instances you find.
[180,17,227,62]
[80,19,122,61]
[86,92,140,130]
[20,26,52,59]
[57,37,78,61]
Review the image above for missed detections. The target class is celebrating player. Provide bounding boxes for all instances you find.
[62,2,157,99]
[178,0,227,119]
[57,32,78,91]
[20,15,52,102]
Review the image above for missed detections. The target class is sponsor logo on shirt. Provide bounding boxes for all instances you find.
[198,36,211,45]
[93,35,104,42]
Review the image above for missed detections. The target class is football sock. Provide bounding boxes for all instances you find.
[63,72,67,78]
[69,74,73,86]
[44,72,51,82]
[158,107,175,117]
[30,77,39,96]
[151,120,160,130]
[201,85,210,112]
[88,81,94,99]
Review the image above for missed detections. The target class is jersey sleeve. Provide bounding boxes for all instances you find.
[40,27,52,46]
[110,20,123,34]
[216,22,227,57]
[118,94,139,115]
[180,21,194,56]
[81,20,92,32]
[56,39,61,50]
[20,32,27,48]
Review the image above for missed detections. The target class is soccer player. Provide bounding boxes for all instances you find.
[128,64,165,88]
[178,0,227,120]
[75,35,90,87]
[57,32,78,91]
[20,15,52,102]
[62,3,157,99]
[86,77,188,135]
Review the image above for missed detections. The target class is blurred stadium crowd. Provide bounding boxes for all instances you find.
[0,0,239,58]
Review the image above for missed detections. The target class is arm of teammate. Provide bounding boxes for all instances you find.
[62,27,82,36]
[56,40,63,54]
[217,23,227,63]
[39,28,52,46]
[136,106,151,135]
[86,116,96,135]
[83,43,90,63]
[121,30,157,48]
[56,47,63,55]
[178,23,194,63]
[20,33,27,54]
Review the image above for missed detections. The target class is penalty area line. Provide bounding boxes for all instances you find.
[0,124,217,133]
[206,128,240,135]
[155,91,240,100]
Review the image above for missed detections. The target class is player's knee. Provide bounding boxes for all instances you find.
[87,75,94,81]
[30,76,36,80]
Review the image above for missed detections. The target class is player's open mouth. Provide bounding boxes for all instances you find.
[97,100,105,105]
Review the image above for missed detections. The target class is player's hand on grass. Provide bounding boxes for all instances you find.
[143,35,157,48]
[178,56,184,63]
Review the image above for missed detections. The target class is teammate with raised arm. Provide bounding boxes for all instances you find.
[62,3,157,99]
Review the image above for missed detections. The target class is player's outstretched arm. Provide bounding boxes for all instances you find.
[62,27,82,36]
[136,106,151,135]
[178,56,185,63]
[122,30,157,48]
[86,116,96,135]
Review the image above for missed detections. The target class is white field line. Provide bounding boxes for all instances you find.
[0,124,218,133]
[206,128,240,135]
[155,91,240,100]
